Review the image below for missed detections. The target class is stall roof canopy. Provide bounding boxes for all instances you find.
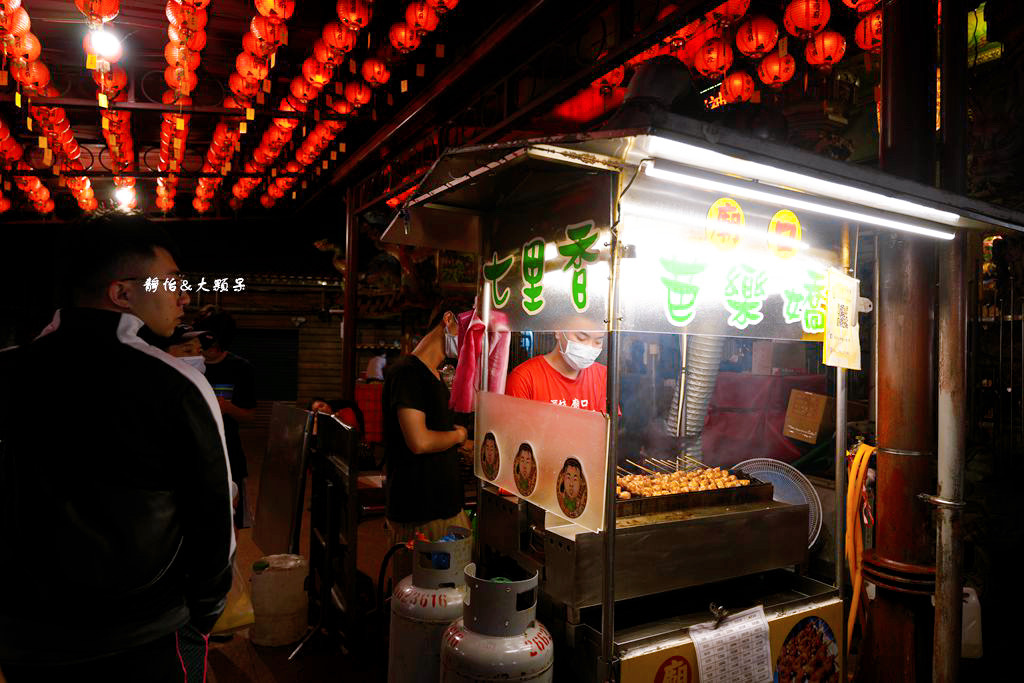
[383,115,1024,252]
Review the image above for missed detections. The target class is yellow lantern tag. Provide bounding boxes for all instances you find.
[263,79,272,93]
[339,142,346,153]
[15,91,22,108]
[270,52,276,69]
[416,64,425,78]
[400,80,408,93]
[257,91,265,105]
[98,93,109,109]
[0,70,8,87]
[38,136,47,150]
[86,53,98,70]
[43,149,53,166]
[330,151,337,161]
[271,168,277,177]
[436,44,445,59]
[246,107,255,121]
[240,121,247,134]
[176,117,185,131]
[322,160,328,169]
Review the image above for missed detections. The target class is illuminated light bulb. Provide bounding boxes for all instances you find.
[114,186,135,210]
[90,28,121,59]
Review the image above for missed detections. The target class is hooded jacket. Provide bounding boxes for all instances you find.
[0,308,236,664]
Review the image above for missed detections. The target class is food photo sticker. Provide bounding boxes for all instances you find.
[774,616,839,683]
[480,432,500,481]
[513,442,538,497]
[556,457,588,519]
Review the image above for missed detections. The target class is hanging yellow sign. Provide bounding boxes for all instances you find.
[768,208,803,258]
[706,197,744,250]
[824,268,861,370]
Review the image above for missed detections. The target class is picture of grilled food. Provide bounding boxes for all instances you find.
[775,617,839,683]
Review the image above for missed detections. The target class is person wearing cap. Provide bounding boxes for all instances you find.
[194,308,257,529]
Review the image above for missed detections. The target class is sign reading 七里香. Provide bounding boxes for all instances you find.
[823,268,862,370]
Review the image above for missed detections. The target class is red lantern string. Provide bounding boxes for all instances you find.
[804,30,846,71]
[735,16,779,58]
[783,0,831,39]
[757,53,797,88]
[721,71,755,103]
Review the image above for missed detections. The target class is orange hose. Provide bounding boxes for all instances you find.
[845,443,875,653]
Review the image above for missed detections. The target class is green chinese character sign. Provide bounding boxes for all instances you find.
[558,221,599,313]
[723,264,769,330]
[660,259,707,327]
[483,251,514,309]
[520,238,546,315]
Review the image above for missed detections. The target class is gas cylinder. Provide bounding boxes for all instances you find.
[388,526,473,683]
[440,564,553,682]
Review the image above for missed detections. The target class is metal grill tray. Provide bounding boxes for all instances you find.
[615,467,773,517]
[732,457,822,549]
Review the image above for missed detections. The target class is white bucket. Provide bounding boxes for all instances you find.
[250,554,309,647]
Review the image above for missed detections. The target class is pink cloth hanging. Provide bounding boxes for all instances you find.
[449,308,510,413]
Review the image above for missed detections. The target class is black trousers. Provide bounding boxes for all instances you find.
[1,627,209,683]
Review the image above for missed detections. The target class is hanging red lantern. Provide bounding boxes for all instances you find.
[313,39,345,66]
[229,72,259,100]
[721,70,755,103]
[0,0,23,12]
[166,1,207,31]
[6,31,41,64]
[389,22,421,53]
[805,30,846,71]
[168,24,206,50]
[0,196,12,213]
[329,97,355,116]
[260,194,276,208]
[406,2,440,35]
[93,66,128,96]
[74,0,119,24]
[706,0,750,25]
[344,80,372,106]
[37,199,55,214]
[251,16,286,47]
[427,0,458,14]
[290,76,320,102]
[267,183,285,199]
[164,41,198,70]
[255,0,295,23]
[155,196,174,211]
[165,65,198,94]
[242,31,272,58]
[28,185,50,203]
[0,6,29,36]
[11,60,50,91]
[680,24,721,68]
[1,137,23,163]
[181,0,211,8]
[302,56,334,86]
[336,0,372,30]
[323,22,359,53]
[236,52,270,81]
[694,39,733,78]
[784,0,831,38]
[193,197,211,213]
[854,9,882,53]
[757,53,796,87]
[842,0,878,12]
[735,16,778,58]
[361,57,390,87]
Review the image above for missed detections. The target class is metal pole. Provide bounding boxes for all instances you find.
[341,187,358,401]
[836,227,851,681]
[600,185,623,683]
[933,232,967,683]
[872,235,880,428]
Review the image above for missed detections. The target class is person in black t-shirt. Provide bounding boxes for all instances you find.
[382,303,469,578]
[195,309,256,529]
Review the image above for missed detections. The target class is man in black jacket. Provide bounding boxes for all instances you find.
[0,217,235,682]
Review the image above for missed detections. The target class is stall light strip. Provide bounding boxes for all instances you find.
[646,136,962,227]
[644,162,956,241]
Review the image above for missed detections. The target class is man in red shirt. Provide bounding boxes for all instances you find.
[505,330,607,412]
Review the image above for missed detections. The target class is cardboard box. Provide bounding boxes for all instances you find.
[783,390,835,444]
[752,341,807,375]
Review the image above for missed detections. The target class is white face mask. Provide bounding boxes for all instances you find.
[558,333,601,371]
[181,355,206,374]
[444,330,459,359]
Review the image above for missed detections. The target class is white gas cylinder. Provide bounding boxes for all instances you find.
[250,554,308,647]
[389,527,473,683]
[440,564,553,682]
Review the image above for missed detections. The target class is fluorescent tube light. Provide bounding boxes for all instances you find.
[644,162,956,241]
[646,137,962,227]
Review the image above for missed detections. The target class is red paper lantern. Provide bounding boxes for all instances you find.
[155,196,174,211]
[361,57,390,86]
[344,80,372,106]
[255,0,295,23]
[427,0,458,14]
[680,24,721,68]
[80,196,100,211]
[302,56,334,86]
[329,97,355,116]
[757,53,796,87]
[74,0,119,23]
[313,39,345,66]
[28,185,50,203]
[0,6,29,36]
[168,24,206,50]
[242,31,272,58]
[251,16,286,47]
[842,0,878,12]
[784,0,831,38]
[236,52,269,81]
[805,30,846,71]
[229,72,259,100]
[164,41,198,70]
[11,60,50,91]
[1,138,24,163]
[406,2,439,35]
[694,39,733,78]
[94,66,128,96]
[193,197,211,213]
[854,10,882,53]
[36,199,55,214]
[735,16,778,58]
[267,183,285,199]
[290,76,320,102]
[323,22,359,53]
[166,1,207,31]
[6,32,41,63]
[706,0,750,25]
[165,65,198,94]
[721,71,755,103]
[0,196,12,213]
[260,194,276,208]
[182,0,211,8]
[336,0,372,30]
[0,0,22,11]
[389,22,421,53]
